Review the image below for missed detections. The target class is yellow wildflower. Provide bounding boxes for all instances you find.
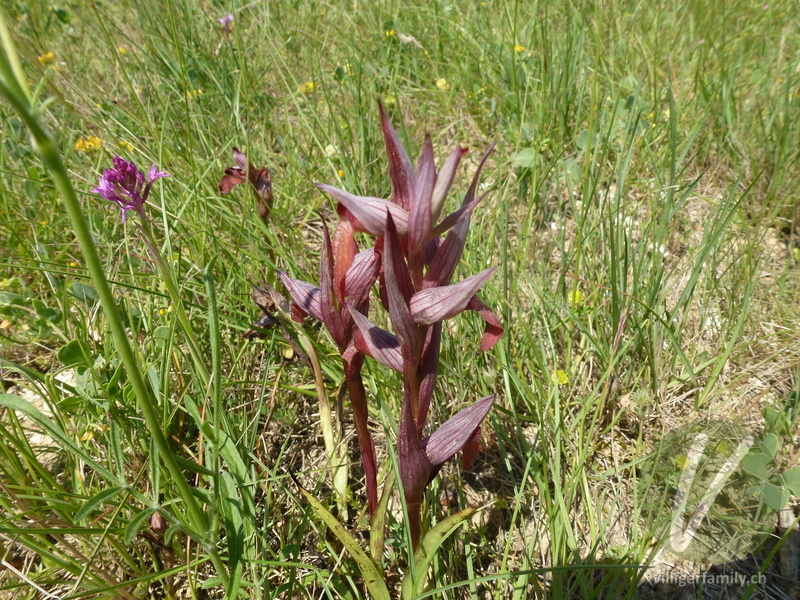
[118,47,128,55]
[551,370,569,386]
[159,308,166,316]
[118,140,134,152]
[75,136,102,153]
[567,289,584,307]
[337,169,344,178]
[38,51,55,65]
[384,29,395,38]
[69,261,78,267]
[383,94,396,105]
[435,78,450,91]
[514,44,525,53]
[80,430,94,442]
[298,81,315,94]
[186,88,203,99]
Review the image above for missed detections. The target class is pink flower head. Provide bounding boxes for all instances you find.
[92,156,169,222]
[218,13,234,25]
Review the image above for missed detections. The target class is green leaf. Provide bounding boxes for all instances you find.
[576,130,595,151]
[71,281,98,304]
[370,471,395,565]
[164,523,181,545]
[745,483,763,497]
[761,482,789,511]
[32,298,60,322]
[762,405,789,435]
[740,452,771,480]
[74,486,124,522]
[295,478,390,600]
[52,7,71,23]
[123,508,155,545]
[510,148,537,170]
[781,466,800,496]
[401,507,475,599]
[24,179,40,201]
[220,470,244,600]
[199,424,256,542]
[759,433,779,459]
[57,339,93,367]
[174,455,216,477]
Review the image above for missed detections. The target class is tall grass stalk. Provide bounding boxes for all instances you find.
[0,15,228,585]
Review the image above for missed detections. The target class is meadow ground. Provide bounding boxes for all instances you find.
[0,1,799,598]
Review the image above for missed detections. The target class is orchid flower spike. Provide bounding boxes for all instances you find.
[92,156,169,222]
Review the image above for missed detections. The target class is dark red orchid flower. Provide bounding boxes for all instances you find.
[219,147,273,225]
[314,101,503,548]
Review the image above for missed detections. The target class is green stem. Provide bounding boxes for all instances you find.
[136,218,211,386]
[0,25,228,584]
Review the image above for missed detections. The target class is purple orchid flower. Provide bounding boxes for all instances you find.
[92,156,169,222]
[316,101,504,548]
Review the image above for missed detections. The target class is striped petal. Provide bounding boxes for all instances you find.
[408,135,435,252]
[410,268,495,325]
[430,146,467,222]
[349,307,403,373]
[316,183,409,236]
[277,272,323,323]
[423,394,495,467]
[379,98,415,210]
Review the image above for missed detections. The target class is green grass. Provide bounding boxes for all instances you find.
[1,0,799,598]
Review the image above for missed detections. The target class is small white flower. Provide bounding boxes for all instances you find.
[324,144,338,159]
[398,33,423,48]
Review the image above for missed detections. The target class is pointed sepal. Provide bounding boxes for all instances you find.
[408,135,435,253]
[467,295,504,351]
[379,98,415,210]
[430,146,467,223]
[383,212,423,361]
[344,248,380,309]
[316,183,409,237]
[423,394,495,467]
[410,268,495,325]
[349,306,403,373]
[277,272,323,323]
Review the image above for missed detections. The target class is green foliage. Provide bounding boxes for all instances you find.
[1,0,798,597]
